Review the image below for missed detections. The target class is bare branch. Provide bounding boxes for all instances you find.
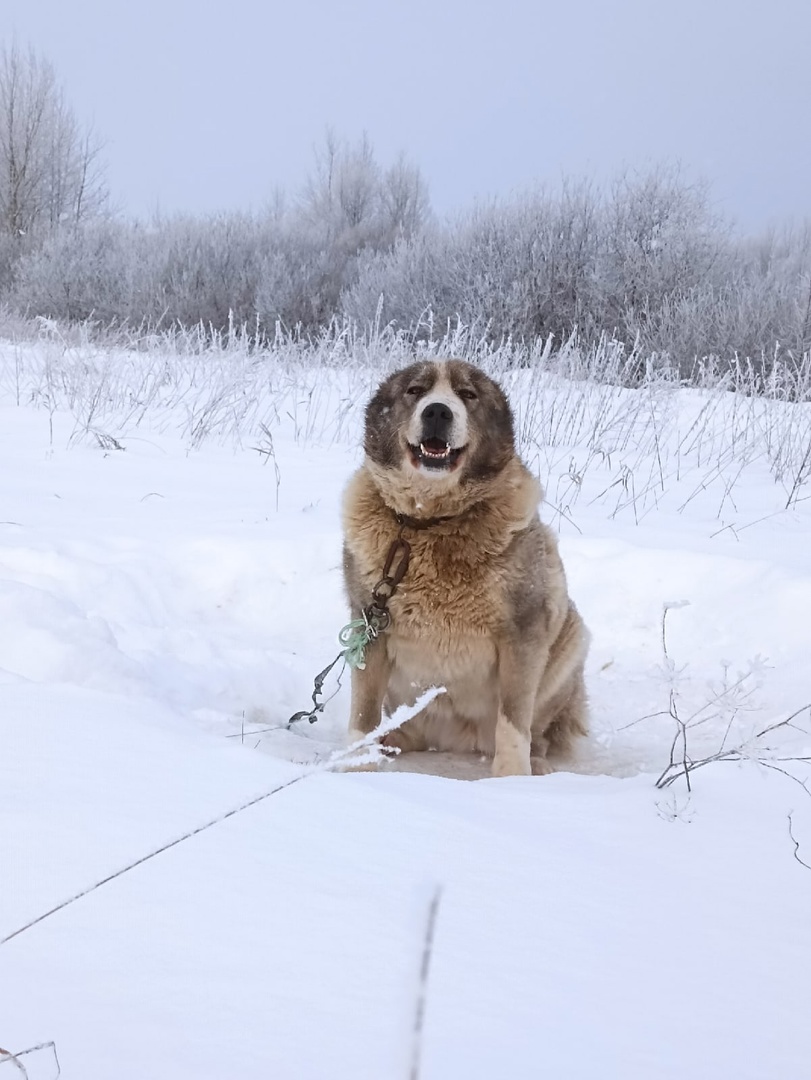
[410,885,443,1080]
[787,813,811,872]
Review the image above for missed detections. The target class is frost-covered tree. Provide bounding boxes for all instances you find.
[300,131,429,246]
[380,153,431,239]
[12,218,135,323]
[601,166,727,327]
[262,131,432,329]
[301,130,379,243]
[0,43,106,242]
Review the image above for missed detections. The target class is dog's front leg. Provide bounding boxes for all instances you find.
[347,635,392,744]
[493,640,546,777]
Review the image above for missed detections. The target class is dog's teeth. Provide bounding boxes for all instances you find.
[420,443,451,458]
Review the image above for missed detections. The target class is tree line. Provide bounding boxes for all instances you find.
[2,41,810,378]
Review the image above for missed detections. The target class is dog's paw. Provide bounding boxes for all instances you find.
[491,754,532,778]
[341,730,383,772]
[380,730,411,752]
[530,755,555,776]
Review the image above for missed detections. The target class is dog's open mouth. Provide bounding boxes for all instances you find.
[409,438,466,471]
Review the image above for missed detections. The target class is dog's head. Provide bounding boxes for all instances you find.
[364,360,515,485]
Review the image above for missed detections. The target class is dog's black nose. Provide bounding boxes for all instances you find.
[421,401,453,440]
[421,402,453,424]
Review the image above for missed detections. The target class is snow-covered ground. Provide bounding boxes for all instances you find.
[2,339,810,1079]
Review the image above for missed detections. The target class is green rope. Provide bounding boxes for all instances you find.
[338,616,376,670]
[288,526,408,727]
[287,610,385,727]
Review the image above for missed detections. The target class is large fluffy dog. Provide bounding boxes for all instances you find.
[342,359,588,777]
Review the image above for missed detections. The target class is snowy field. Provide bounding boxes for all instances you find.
[2,335,811,1079]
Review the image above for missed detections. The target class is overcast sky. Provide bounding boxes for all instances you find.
[4,0,810,231]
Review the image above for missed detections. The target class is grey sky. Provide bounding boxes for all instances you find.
[4,0,810,231]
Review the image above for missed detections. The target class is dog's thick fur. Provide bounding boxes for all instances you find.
[342,359,589,777]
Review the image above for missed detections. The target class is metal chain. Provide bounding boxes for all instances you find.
[287,524,412,727]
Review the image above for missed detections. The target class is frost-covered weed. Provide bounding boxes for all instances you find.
[1,319,810,518]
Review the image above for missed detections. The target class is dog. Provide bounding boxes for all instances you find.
[342,359,589,777]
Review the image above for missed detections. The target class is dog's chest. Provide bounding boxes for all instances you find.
[361,529,505,640]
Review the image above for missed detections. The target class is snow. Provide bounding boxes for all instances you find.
[2,342,810,1079]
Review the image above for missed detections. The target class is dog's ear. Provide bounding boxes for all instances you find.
[364,368,405,467]
[470,366,515,444]
[453,363,517,481]
[364,363,434,467]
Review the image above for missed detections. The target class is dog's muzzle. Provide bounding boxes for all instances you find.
[409,401,466,471]
[421,401,453,443]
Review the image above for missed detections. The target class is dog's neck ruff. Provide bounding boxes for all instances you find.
[361,456,541,549]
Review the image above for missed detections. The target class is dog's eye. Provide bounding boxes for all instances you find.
[406,385,426,397]
[458,388,478,401]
